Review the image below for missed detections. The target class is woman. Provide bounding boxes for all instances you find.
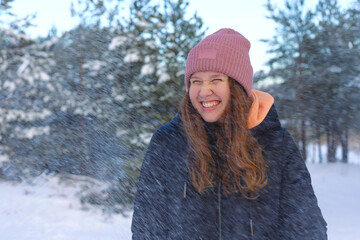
[131,28,327,239]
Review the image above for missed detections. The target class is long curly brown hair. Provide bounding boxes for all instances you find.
[180,78,267,198]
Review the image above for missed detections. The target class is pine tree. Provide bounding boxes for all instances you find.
[0,0,206,211]
[100,0,206,208]
[0,1,45,179]
[263,0,316,160]
[310,0,360,162]
[108,0,205,156]
[262,0,360,163]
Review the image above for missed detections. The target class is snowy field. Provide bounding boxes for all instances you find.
[0,174,133,240]
[307,163,360,240]
[1,162,360,240]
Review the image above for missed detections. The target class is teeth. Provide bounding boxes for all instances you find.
[202,101,219,108]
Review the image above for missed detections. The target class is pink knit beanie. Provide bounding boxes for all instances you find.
[185,28,253,96]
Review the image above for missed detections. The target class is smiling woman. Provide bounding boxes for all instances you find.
[131,28,327,239]
[189,72,231,122]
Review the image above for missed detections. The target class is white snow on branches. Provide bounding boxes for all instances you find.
[124,51,140,63]
[328,65,342,73]
[83,60,106,71]
[108,36,127,51]
[3,81,16,92]
[12,126,50,139]
[3,109,52,122]
[141,64,155,75]
[17,59,30,75]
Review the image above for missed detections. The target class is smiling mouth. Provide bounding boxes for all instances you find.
[201,101,220,108]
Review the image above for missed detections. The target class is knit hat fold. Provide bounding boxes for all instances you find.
[185,28,253,96]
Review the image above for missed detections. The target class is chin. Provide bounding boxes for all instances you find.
[201,114,221,123]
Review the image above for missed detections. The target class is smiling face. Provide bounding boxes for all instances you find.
[189,71,231,123]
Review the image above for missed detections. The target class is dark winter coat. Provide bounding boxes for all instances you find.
[131,105,327,239]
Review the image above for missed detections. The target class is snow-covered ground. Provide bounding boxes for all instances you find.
[1,162,360,240]
[0,174,133,240]
[308,163,360,240]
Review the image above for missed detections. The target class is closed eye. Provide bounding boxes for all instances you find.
[212,78,223,82]
[190,79,202,84]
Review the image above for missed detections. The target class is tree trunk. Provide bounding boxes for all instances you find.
[326,127,330,163]
[339,127,348,163]
[298,44,307,162]
[77,25,89,175]
[316,125,323,163]
[301,118,307,161]
[327,125,337,163]
[327,124,337,163]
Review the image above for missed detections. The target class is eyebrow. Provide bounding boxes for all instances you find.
[190,74,225,80]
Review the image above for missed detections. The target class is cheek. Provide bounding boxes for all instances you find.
[189,88,198,105]
[225,89,231,103]
[219,87,231,107]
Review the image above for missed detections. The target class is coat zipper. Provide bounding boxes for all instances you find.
[184,182,187,198]
[250,219,254,238]
[248,197,255,240]
[218,182,222,240]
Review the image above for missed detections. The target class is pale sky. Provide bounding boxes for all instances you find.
[10,0,355,72]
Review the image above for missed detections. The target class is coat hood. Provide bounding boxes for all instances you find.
[247,90,274,129]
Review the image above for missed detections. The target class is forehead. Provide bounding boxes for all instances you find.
[190,71,228,79]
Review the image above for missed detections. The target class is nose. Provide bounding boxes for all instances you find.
[199,83,213,98]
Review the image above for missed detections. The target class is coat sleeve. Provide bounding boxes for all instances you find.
[131,129,169,239]
[278,131,327,240]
